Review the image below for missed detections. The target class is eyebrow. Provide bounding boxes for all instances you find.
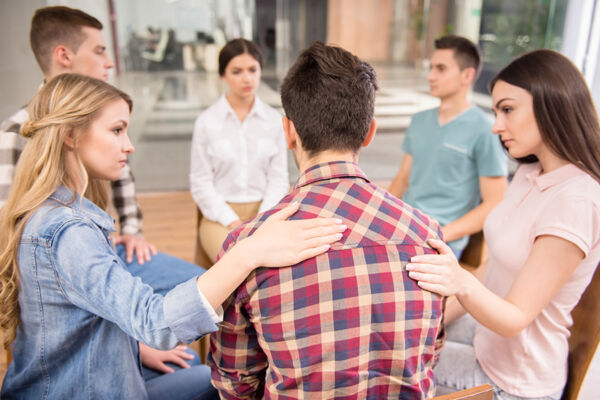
[494,98,516,109]
[114,120,128,128]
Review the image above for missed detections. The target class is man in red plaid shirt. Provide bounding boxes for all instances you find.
[209,41,445,399]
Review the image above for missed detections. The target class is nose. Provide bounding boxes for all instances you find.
[427,69,435,82]
[122,133,135,154]
[105,53,115,70]
[491,115,503,135]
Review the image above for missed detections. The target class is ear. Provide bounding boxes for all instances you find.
[362,118,377,148]
[62,127,76,150]
[282,116,299,150]
[54,45,74,70]
[461,67,476,85]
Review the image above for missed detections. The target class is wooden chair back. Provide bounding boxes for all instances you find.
[562,262,600,400]
[459,231,487,270]
[194,207,212,269]
[433,384,494,400]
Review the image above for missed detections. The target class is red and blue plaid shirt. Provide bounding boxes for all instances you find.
[209,161,445,399]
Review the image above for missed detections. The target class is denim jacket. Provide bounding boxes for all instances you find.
[1,186,217,399]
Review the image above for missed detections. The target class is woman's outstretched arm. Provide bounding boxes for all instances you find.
[407,236,583,337]
[196,202,346,310]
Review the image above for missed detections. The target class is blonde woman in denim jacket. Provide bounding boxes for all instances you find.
[0,74,345,399]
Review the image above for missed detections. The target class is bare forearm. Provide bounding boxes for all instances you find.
[388,174,408,198]
[442,201,494,242]
[456,274,528,337]
[195,240,256,311]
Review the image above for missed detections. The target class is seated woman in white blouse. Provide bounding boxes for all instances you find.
[190,38,289,263]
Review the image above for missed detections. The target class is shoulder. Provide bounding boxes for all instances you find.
[463,106,493,133]
[0,107,29,134]
[194,97,227,129]
[412,107,438,122]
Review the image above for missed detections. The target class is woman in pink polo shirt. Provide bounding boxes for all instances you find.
[406,49,600,399]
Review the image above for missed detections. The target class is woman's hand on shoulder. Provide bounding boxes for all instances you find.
[238,202,347,269]
[406,239,476,297]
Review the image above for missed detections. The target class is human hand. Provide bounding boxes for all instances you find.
[238,202,347,269]
[227,220,242,231]
[139,343,194,374]
[406,238,473,297]
[113,234,158,264]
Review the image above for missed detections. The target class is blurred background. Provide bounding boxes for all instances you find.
[1,0,599,191]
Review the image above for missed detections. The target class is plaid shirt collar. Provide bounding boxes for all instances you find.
[294,160,370,189]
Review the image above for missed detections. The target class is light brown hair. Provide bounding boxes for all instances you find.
[30,6,103,74]
[0,74,132,348]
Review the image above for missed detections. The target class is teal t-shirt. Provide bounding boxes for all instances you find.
[402,106,507,251]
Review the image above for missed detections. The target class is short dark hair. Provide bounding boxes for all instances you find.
[280,41,378,157]
[434,35,482,78]
[30,6,103,74]
[490,49,600,182]
[218,39,263,76]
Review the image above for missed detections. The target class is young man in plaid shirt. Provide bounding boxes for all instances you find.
[209,41,446,399]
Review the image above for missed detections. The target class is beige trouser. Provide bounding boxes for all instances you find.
[199,201,261,263]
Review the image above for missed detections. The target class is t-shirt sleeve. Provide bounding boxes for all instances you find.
[473,128,508,177]
[534,195,600,258]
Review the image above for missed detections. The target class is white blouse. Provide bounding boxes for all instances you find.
[190,95,289,227]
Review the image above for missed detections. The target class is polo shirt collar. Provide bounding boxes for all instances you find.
[295,161,370,189]
[526,162,588,191]
[218,94,268,121]
[49,186,116,232]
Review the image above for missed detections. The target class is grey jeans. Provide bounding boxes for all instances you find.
[434,314,562,400]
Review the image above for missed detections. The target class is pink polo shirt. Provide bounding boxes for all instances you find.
[474,162,600,397]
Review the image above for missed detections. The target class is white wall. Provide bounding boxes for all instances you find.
[0,0,47,121]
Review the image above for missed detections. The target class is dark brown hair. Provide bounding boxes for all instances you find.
[280,41,378,157]
[30,6,103,74]
[435,35,482,78]
[218,39,263,76]
[490,49,600,182]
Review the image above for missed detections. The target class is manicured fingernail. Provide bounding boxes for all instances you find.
[338,224,347,231]
[406,264,413,270]
[335,233,343,240]
[291,201,298,206]
[335,218,343,224]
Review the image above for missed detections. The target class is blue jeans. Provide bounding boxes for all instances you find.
[435,315,562,400]
[116,244,206,296]
[117,245,216,398]
[143,348,218,400]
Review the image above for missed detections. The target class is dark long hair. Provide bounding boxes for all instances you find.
[490,49,600,182]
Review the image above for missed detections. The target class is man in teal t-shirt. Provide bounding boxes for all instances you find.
[389,35,507,258]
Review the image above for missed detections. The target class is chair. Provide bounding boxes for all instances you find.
[432,384,493,400]
[459,231,487,270]
[194,207,212,270]
[561,262,600,400]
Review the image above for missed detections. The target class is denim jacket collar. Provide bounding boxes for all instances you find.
[48,186,116,233]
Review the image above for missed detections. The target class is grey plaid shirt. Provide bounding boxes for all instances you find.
[0,105,143,235]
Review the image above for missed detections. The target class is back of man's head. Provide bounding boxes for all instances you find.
[280,41,378,158]
[30,6,103,75]
[434,35,482,79]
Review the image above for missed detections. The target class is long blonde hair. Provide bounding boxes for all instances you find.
[0,73,132,348]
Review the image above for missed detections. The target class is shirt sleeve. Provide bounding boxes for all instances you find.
[208,233,268,399]
[0,110,28,207]
[259,124,290,213]
[473,129,508,177]
[51,219,217,348]
[534,194,600,258]
[111,163,144,235]
[190,115,239,227]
